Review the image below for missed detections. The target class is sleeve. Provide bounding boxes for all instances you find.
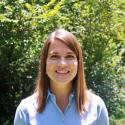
[96,98,109,125]
[13,100,30,125]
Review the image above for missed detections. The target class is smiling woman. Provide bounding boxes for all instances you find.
[46,39,78,87]
[14,29,109,125]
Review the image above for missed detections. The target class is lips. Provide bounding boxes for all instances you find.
[56,70,69,74]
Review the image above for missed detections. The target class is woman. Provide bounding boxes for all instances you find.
[14,29,109,125]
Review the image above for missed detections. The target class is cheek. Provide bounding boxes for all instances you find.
[46,62,55,74]
[71,61,78,71]
[74,61,78,67]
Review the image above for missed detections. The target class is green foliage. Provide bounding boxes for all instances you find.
[110,116,125,125]
[0,0,125,124]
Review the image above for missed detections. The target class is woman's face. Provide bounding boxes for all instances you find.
[46,39,78,86]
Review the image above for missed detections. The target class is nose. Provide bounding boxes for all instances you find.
[59,58,66,65]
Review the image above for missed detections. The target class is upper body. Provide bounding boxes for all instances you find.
[14,91,109,125]
[14,29,109,125]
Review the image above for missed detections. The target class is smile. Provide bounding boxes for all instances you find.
[55,70,70,74]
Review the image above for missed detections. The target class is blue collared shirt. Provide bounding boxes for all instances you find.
[14,92,109,125]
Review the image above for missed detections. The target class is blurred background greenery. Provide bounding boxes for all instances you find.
[0,0,125,124]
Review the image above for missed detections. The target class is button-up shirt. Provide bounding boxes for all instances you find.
[14,91,109,125]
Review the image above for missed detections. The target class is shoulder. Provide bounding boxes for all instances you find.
[14,94,37,125]
[87,90,105,106]
[20,94,36,105]
[86,90,108,113]
[17,94,37,111]
[81,91,109,125]
[88,91,108,116]
[87,91,109,124]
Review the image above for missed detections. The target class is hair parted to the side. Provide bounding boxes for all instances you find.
[35,29,88,114]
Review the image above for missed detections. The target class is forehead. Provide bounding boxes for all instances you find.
[48,39,75,54]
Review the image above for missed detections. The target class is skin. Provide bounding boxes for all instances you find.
[46,39,78,112]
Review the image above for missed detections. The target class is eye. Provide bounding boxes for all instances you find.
[50,55,60,59]
[66,55,76,59]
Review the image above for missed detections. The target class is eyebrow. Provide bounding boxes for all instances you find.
[66,52,75,55]
[49,51,75,55]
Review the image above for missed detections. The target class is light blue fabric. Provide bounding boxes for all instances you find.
[14,92,109,125]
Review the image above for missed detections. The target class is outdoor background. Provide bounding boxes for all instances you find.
[0,0,125,125]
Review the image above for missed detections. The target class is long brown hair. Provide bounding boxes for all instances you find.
[35,29,88,114]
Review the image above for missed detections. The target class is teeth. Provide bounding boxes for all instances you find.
[56,70,68,74]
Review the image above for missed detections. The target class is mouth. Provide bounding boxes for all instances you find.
[55,70,70,74]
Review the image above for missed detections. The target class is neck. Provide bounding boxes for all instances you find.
[50,82,72,99]
[49,82,73,112]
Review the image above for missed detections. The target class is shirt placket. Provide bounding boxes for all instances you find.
[50,93,74,125]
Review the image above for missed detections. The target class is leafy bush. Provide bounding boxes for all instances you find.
[0,0,125,124]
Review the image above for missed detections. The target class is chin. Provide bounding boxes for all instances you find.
[55,79,72,85]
